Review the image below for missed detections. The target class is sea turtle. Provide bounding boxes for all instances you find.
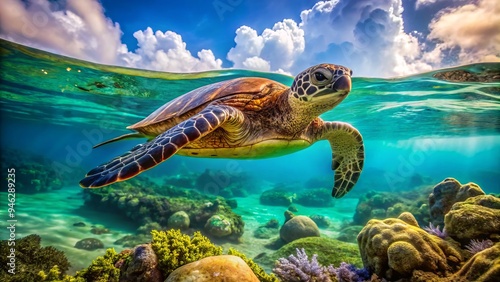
[80,63,364,198]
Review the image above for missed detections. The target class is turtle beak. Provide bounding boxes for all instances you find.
[331,75,351,95]
[313,74,352,99]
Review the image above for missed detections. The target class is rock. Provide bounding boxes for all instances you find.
[253,219,279,239]
[73,222,86,227]
[429,178,485,226]
[120,244,162,282]
[264,219,279,228]
[296,188,333,207]
[433,69,500,83]
[284,210,294,222]
[74,238,104,251]
[90,227,111,235]
[444,195,500,242]
[288,205,298,212]
[309,214,331,228]
[279,215,320,243]
[167,211,190,230]
[204,214,232,237]
[259,188,293,206]
[165,255,259,282]
[336,225,363,243]
[357,217,462,280]
[353,185,435,227]
[452,243,500,282]
[115,234,152,248]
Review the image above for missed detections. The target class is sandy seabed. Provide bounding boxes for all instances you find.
[0,185,358,274]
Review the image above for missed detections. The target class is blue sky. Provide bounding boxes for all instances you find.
[0,0,498,77]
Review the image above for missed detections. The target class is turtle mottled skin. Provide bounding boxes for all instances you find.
[80,63,364,198]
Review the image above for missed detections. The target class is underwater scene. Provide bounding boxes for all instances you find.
[0,37,499,282]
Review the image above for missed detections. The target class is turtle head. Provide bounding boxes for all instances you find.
[290,64,352,106]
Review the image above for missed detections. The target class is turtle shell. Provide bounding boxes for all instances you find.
[127,77,287,135]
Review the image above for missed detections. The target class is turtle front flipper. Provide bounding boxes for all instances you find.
[311,121,364,198]
[79,105,245,188]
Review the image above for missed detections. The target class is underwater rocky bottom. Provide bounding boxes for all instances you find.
[1,175,499,282]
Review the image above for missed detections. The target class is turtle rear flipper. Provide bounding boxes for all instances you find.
[79,105,245,188]
[310,121,364,198]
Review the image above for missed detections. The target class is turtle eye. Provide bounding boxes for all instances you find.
[314,72,327,81]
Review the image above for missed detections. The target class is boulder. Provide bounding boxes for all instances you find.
[74,238,104,251]
[279,215,320,243]
[167,211,190,230]
[120,244,162,282]
[428,178,484,226]
[204,214,232,237]
[165,255,259,282]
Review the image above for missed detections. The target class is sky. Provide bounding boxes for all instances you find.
[0,0,498,77]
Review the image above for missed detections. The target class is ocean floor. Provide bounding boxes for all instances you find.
[0,185,358,274]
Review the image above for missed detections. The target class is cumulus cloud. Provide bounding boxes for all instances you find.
[415,0,438,9]
[227,19,304,73]
[0,0,123,64]
[298,0,432,77]
[228,0,431,77]
[426,0,500,64]
[120,28,222,72]
[0,0,222,72]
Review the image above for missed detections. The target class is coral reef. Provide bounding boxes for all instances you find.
[0,148,64,193]
[194,168,254,198]
[84,176,245,241]
[357,215,463,280]
[280,215,320,243]
[452,242,500,282]
[428,177,485,226]
[296,188,333,207]
[273,248,330,281]
[309,214,331,228]
[444,195,500,242]
[352,185,432,226]
[0,234,70,282]
[226,248,279,282]
[150,229,223,278]
[165,255,259,282]
[465,239,494,255]
[422,222,447,239]
[260,188,294,206]
[273,248,369,282]
[336,225,364,243]
[433,68,500,82]
[253,219,280,239]
[73,248,130,282]
[119,244,162,282]
[257,236,362,270]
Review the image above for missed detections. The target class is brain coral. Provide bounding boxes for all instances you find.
[444,195,500,242]
[357,215,462,280]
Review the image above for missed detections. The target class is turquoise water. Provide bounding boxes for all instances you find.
[0,38,499,273]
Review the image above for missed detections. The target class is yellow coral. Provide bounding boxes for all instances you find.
[151,229,223,277]
[358,216,462,280]
[227,248,279,282]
